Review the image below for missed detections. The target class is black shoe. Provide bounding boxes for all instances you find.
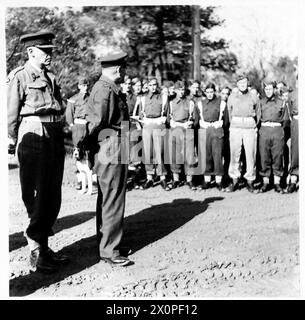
[274,184,284,194]
[101,255,132,267]
[119,247,133,256]
[198,181,208,190]
[216,182,225,191]
[288,183,297,193]
[140,180,153,190]
[260,183,269,193]
[44,248,70,265]
[186,181,197,191]
[33,251,58,274]
[246,181,256,193]
[171,181,181,189]
[161,180,171,191]
[225,179,238,192]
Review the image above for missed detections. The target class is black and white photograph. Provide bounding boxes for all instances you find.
[1,0,302,300]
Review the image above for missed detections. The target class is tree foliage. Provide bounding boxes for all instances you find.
[6,5,238,98]
[6,7,99,99]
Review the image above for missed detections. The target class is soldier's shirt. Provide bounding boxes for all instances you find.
[125,92,137,116]
[227,90,260,128]
[65,91,89,125]
[142,91,168,118]
[200,96,223,122]
[170,96,197,124]
[7,60,63,141]
[85,75,129,140]
[259,95,288,123]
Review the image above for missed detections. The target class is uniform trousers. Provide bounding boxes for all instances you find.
[200,127,224,176]
[94,136,128,258]
[17,118,65,246]
[259,126,284,178]
[290,118,299,177]
[129,122,142,164]
[229,127,257,181]
[72,123,87,147]
[142,122,167,176]
[169,127,196,175]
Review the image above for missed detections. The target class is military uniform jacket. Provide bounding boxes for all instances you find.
[169,96,199,127]
[85,75,129,141]
[7,61,63,142]
[65,91,89,125]
[258,95,288,124]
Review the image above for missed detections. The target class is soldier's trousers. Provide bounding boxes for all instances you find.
[229,127,257,181]
[169,127,196,175]
[142,123,167,176]
[72,123,87,147]
[200,127,224,176]
[259,126,284,178]
[290,118,299,176]
[129,122,142,164]
[17,118,65,246]
[94,137,128,258]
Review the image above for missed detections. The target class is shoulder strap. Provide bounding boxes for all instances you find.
[219,100,226,121]
[197,99,204,121]
[141,95,146,113]
[189,100,194,120]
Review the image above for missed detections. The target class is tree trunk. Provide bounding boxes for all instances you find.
[192,6,201,81]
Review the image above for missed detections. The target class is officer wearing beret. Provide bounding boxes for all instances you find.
[84,52,132,266]
[7,31,69,273]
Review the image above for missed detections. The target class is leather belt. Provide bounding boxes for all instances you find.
[23,115,62,122]
[261,122,281,127]
[74,118,87,125]
[232,116,254,122]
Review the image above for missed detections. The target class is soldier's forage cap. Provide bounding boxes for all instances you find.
[20,31,57,49]
[78,76,88,85]
[100,51,128,68]
[235,73,248,82]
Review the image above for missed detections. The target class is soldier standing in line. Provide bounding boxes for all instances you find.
[197,83,226,191]
[65,76,92,190]
[225,74,261,193]
[168,80,198,190]
[286,79,299,193]
[7,31,69,273]
[220,86,232,182]
[84,52,132,266]
[257,81,288,193]
[139,78,170,191]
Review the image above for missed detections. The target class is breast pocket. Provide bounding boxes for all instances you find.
[27,82,47,108]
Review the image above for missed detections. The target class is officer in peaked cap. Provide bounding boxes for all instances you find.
[7,31,69,273]
[84,51,132,266]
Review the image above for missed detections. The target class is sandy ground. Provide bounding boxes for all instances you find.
[8,156,299,298]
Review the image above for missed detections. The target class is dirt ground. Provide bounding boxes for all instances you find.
[8,155,299,298]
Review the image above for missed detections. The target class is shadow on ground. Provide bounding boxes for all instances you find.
[10,197,223,296]
[9,211,95,252]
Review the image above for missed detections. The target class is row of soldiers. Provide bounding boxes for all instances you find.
[66,73,299,195]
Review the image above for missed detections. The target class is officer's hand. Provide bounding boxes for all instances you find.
[8,137,16,155]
